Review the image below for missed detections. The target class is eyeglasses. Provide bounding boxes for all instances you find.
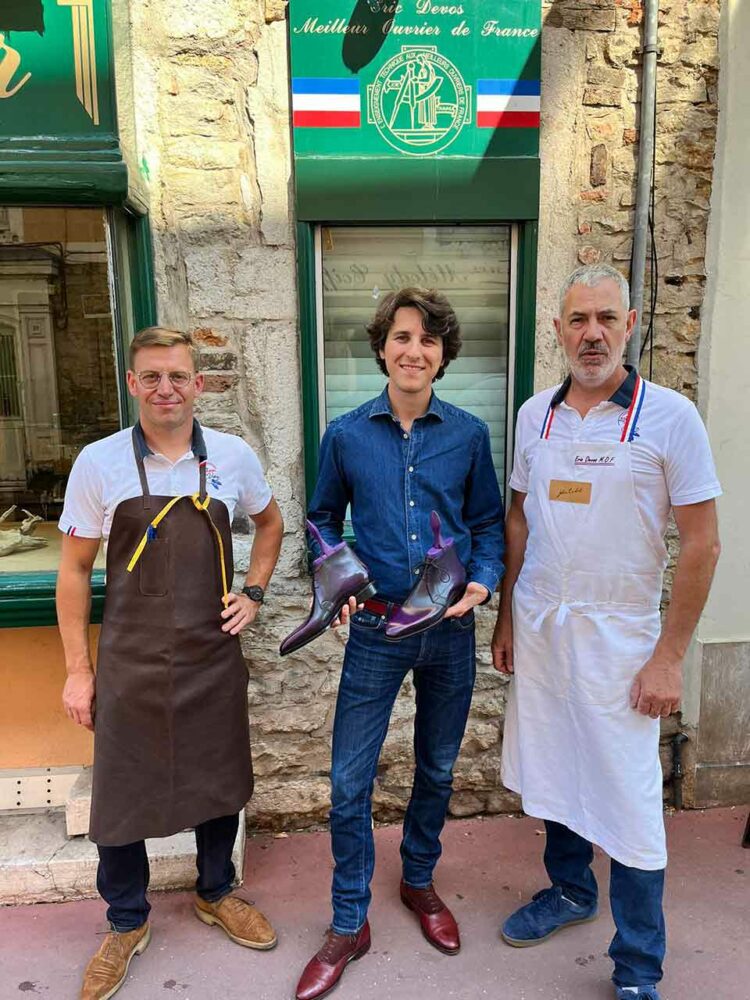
[135,370,193,389]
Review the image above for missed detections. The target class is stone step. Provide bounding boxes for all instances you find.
[0,811,245,907]
[65,766,92,837]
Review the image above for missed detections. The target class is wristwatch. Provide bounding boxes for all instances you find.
[242,585,265,604]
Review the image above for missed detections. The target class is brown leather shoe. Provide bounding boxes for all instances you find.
[295,922,371,1000]
[80,922,151,1000]
[400,880,460,954]
[194,888,277,949]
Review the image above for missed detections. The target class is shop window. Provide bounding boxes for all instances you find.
[0,207,121,578]
[319,225,513,484]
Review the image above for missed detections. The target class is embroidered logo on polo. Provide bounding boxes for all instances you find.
[618,411,640,439]
[200,461,222,490]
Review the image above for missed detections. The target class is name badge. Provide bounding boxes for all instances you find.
[549,480,592,505]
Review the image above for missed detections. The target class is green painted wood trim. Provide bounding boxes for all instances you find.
[0,160,129,205]
[0,572,105,629]
[297,222,321,506]
[129,214,157,330]
[514,220,538,418]
[296,158,540,223]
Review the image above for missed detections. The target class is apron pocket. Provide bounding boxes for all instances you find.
[139,538,170,596]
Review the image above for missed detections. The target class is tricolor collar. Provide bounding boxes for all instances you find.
[133,418,208,462]
[540,366,646,442]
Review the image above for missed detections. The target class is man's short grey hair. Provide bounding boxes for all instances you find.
[558,264,630,316]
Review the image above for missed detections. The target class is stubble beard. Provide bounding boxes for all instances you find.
[570,349,621,388]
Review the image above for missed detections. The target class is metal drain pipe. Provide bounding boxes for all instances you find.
[627,0,660,367]
[671,732,689,810]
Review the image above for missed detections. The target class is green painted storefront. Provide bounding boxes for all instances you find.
[0,0,155,627]
[288,0,542,498]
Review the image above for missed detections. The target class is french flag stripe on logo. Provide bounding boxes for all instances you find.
[292,78,361,128]
[66,526,77,536]
[477,80,540,128]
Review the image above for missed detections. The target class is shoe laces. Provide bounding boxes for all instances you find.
[531,886,566,913]
[406,884,444,914]
[88,932,131,981]
[318,927,358,964]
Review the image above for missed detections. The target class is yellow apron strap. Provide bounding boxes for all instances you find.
[126,494,188,573]
[125,493,230,607]
[193,495,230,607]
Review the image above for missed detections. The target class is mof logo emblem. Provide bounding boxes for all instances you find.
[617,411,640,439]
[367,45,471,157]
[203,462,222,490]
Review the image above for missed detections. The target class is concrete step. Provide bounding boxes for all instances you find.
[0,811,245,906]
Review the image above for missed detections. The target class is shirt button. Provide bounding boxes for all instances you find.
[414,568,420,575]
[409,500,415,507]
[411,533,417,540]
[408,466,414,472]
[403,433,408,439]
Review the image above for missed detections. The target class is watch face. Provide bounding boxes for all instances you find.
[244,586,264,602]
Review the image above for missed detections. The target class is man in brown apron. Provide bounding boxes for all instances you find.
[57,327,284,1000]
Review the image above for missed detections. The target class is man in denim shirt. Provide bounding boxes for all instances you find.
[296,288,504,1000]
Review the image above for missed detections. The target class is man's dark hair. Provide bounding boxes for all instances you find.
[366,287,461,381]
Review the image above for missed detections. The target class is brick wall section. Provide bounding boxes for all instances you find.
[129,0,719,829]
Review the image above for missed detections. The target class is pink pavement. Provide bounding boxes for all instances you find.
[0,808,747,1000]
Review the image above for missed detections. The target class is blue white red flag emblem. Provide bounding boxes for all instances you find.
[292,78,361,128]
[476,79,540,129]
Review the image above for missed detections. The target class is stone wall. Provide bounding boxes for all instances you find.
[536,0,720,397]
[128,0,720,830]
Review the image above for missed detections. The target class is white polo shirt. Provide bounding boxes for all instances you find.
[59,421,273,541]
[510,367,721,553]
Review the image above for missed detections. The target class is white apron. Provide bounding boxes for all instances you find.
[502,376,668,870]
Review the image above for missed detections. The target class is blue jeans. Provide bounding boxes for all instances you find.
[329,608,476,934]
[544,820,666,987]
[97,813,239,931]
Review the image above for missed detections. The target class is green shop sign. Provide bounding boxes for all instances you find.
[289,0,542,222]
[0,0,128,204]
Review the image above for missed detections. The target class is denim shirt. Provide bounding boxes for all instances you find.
[308,387,505,603]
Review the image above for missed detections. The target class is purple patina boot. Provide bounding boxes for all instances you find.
[385,511,466,641]
[279,520,376,656]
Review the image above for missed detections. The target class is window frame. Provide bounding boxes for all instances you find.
[0,208,156,629]
[298,218,538,507]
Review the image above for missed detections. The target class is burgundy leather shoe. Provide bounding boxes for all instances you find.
[400,881,460,955]
[385,511,466,641]
[295,922,371,1000]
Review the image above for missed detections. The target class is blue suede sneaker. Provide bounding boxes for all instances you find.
[615,989,661,1000]
[501,886,598,947]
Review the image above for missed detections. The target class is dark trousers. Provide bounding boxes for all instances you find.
[545,820,666,987]
[97,813,239,931]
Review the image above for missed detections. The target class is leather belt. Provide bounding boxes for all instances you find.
[363,597,398,616]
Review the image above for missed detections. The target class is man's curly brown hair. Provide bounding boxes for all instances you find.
[366,287,461,381]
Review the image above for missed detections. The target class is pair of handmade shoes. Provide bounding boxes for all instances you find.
[279,513,465,656]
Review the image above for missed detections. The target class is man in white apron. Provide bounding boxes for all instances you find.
[492,264,721,1000]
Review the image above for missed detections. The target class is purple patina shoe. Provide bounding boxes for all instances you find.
[384,511,466,641]
[279,520,376,656]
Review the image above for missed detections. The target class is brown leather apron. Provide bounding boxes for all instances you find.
[89,430,253,847]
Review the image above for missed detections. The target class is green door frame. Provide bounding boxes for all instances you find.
[297,219,538,505]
